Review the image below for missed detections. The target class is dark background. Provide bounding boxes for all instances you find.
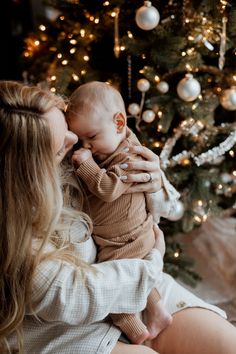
[0,0,44,80]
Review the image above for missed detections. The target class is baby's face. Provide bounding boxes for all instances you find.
[69,111,123,162]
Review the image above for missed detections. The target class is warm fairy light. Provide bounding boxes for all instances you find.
[89,16,94,21]
[154,75,160,82]
[218,184,223,189]
[197,200,203,206]
[70,39,77,45]
[59,16,65,21]
[62,60,68,65]
[39,24,46,31]
[72,73,79,81]
[229,150,235,157]
[80,29,85,37]
[83,55,90,61]
[233,75,236,81]
[187,48,195,55]
[24,52,30,57]
[174,251,179,258]
[157,124,162,132]
[70,48,76,54]
[216,87,222,92]
[185,63,192,71]
[181,51,186,56]
[111,11,116,17]
[127,31,133,38]
[34,40,40,46]
[51,75,56,81]
[120,46,125,51]
[142,54,146,59]
[194,215,202,223]
[153,141,161,148]
[50,87,56,92]
[57,53,62,59]
[139,69,144,74]
[188,35,194,41]
[232,170,236,177]
[157,111,163,118]
[182,159,190,166]
[103,1,110,5]
[94,18,99,24]
[185,18,190,23]
[81,70,86,75]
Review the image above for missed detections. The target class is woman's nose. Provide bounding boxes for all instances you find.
[66,131,78,147]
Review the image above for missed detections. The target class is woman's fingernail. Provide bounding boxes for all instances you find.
[120,175,127,180]
[123,147,129,152]
[120,163,128,169]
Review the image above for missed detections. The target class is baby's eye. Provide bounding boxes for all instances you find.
[90,135,96,139]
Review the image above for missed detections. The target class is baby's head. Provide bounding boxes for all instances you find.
[67,81,127,162]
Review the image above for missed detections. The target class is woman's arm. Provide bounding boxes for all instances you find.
[30,249,163,325]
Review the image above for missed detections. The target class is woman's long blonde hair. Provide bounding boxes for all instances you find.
[0,81,91,352]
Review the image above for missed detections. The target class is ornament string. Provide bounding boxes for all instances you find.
[218,16,228,70]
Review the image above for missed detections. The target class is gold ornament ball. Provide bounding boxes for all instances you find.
[156,81,169,94]
[137,78,150,92]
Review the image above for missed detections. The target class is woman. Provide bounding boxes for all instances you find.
[0,81,236,354]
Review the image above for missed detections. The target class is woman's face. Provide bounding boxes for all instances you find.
[44,107,78,163]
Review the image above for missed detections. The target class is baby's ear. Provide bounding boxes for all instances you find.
[114,112,126,132]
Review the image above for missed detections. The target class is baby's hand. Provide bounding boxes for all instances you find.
[153,224,165,258]
[72,148,92,167]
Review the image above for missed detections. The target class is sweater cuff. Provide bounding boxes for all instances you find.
[76,157,101,183]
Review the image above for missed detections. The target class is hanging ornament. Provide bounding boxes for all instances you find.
[137,78,150,92]
[128,103,140,116]
[220,87,236,111]
[113,7,120,58]
[156,81,169,94]
[135,1,160,31]
[142,110,155,123]
[168,201,185,221]
[177,74,201,102]
[219,16,228,70]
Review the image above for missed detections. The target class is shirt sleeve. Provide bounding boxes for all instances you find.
[75,157,132,202]
[30,249,163,325]
[146,170,180,222]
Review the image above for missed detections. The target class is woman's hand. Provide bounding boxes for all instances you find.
[120,145,162,193]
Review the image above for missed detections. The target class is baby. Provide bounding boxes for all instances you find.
[66,81,173,344]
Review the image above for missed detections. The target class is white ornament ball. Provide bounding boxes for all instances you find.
[168,200,185,221]
[142,110,155,123]
[137,78,150,92]
[128,103,140,116]
[135,1,160,31]
[220,87,236,111]
[156,81,169,94]
[177,74,201,102]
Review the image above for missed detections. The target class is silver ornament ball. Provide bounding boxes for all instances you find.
[168,201,185,221]
[177,74,201,102]
[142,110,155,123]
[128,103,140,116]
[135,1,160,31]
[137,78,150,92]
[220,87,236,111]
[156,81,169,94]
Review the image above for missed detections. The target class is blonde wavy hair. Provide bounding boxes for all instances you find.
[0,81,92,353]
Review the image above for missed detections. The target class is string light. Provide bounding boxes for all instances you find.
[39,24,46,31]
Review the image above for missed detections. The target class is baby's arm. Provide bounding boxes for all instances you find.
[72,148,132,202]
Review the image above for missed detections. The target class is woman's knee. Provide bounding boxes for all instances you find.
[111,341,158,354]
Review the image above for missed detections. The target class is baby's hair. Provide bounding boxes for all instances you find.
[67,81,126,120]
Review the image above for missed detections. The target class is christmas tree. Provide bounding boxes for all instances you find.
[22,0,236,285]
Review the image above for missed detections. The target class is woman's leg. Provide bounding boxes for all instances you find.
[150,308,236,354]
[111,341,158,354]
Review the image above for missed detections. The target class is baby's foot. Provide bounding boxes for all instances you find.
[145,302,172,339]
